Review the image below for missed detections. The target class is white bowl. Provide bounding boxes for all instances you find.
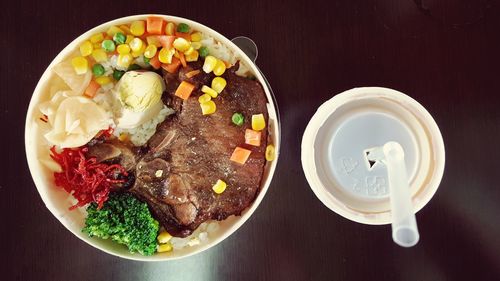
[25,15,280,261]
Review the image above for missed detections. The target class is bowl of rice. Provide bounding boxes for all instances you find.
[25,15,280,261]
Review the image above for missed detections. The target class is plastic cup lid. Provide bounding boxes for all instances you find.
[301,87,445,225]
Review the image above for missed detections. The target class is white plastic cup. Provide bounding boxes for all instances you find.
[301,87,445,225]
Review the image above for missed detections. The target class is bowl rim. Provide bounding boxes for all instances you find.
[25,14,280,261]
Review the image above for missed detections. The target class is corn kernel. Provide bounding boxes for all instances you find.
[71,56,88,75]
[119,24,131,34]
[132,45,146,58]
[117,53,133,68]
[190,32,202,42]
[95,76,112,85]
[200,100,216,115]
[185,50,199,62]
[91,49,108,62]
[118,133,129,142]
[187,237,200,246]
[191,42,202,50]
[90,33,104,43]
[79,41,93,57]
[129,38,144,52]
[106,26,124,37]
[125,35,134,44]
[173,37,190,52]
[158,47,175,64]
[158,48,169,63]
[184,46,195,56]
[265,144,275,161]
[213,60,226,76]
[130,20,145,36]
[157,243,173,253]
[198,93,211,104]
[202,56,218,73]
[211,77,227,93]
[117,44,131,54]
[157,231,172,244]
[144,44,157,59]
[93,43,102,49]
[131,45,145,58]
[252,114,266,131]
[165,22,175,35]
[201,85,218,98]
[212,179,227,194]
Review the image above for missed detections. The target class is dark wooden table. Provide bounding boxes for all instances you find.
[3,0,500,280]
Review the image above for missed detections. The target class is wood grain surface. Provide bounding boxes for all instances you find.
[2,0,500,280]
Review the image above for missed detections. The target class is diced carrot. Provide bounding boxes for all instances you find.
[158,35,176,49]
[146,17,165,35]
[161,57,182,74]
[230,147,252,164]
[146,35,161,47]
[185,69,200,78]
[175,32,191,41]
[84,80,100,98]
[149,52,161,69]
[139,32,152,41]
[178,52,187,67]
[174,81,195,100]
[244,129,262,147]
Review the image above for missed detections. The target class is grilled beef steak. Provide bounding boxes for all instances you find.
[120,63,269,237]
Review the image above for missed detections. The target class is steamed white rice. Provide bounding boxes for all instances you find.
[113,106,174,146]
[93,86,174,147]
[169,221,220,250]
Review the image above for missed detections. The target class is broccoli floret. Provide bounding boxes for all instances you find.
[83,193,159,256]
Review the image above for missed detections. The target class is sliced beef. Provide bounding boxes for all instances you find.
[86,140,139,189]
[129,62,269,237]
[177,61,214,89]
[86,140,138,172]
[161,61,214,112]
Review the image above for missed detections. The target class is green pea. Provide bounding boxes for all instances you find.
[176,23,190,33]
[199,46,209,58]
[113,69,125,80]
[92,63,105,77]
[143,57,150,64]
[101,39,115,52]
[232,113,244,126]
[113,32,126,44]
